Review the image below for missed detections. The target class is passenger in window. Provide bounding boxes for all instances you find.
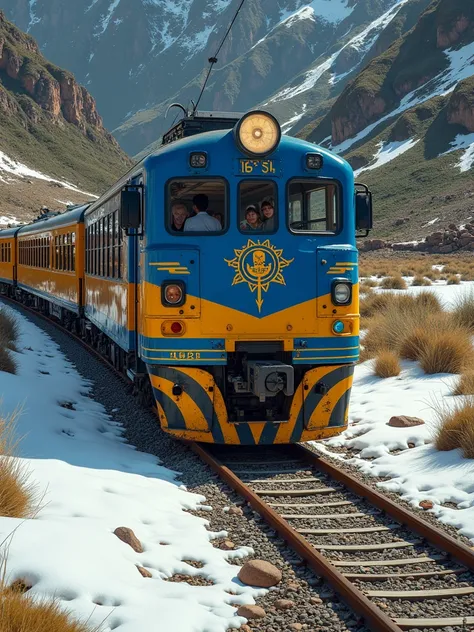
[184,194,221,232]
[240,205,263,231]
[261,198,276,231]
[171,203,189,232]
[212,212,223,227]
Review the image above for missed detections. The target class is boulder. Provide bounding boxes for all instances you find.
[388,416,425,428]
[136,565,152,578]
[419,500,434,510]
[237,605,266,619]
[113,527,143,553]
[238,560,282,587]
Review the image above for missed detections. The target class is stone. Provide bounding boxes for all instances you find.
[274,599,295,610]
[113,527,143,553]
[238,560,282,588]
[289,624,304,631]
[222,539,235,550]
[237,605,266,619]
[388,415,425,428]
[310,597,323,605]
[408,442,416,449]
[286,581,299,592]
[228,506,243,516]
[240,626,252,632]
[136,565,152,578]
[419,500,434,510]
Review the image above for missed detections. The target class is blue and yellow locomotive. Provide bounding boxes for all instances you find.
[0,109,372,445]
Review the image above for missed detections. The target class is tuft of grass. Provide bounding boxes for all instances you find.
[418,327,474,375]
[0,351,16,376]
[0,412,35,519]
[373,351,401,378]
[0,587,96,632]
[360,279,378,288]
[452,371,474,396]
[452,291,474,331]
[380,275,407,290]
[411,275,432,286]
[434,398,474,458]
[399,327,431,361]
[446,274,460,285]
[0,312,19,352]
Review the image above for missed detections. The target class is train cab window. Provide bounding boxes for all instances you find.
[167,179,227,234]
[288,180,340,234]
[239,181,277,233]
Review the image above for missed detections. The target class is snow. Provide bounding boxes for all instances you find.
[0,150,98,198]
[0,304,264,631]
[354,138,419,176]
[333,40,474,154]
[0,216,21,226]
[27,0,41,31]
[281,104,308,134]
[279,0,354,27]
[181,25,216,57]
[314,282,474,543]
[269,0,411,103]
[425,217,440,226]
[97,0,122,36]
[442,132,474,173]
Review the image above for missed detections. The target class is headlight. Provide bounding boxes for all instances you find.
[235,110,281,157]
[332,281,352,306]
[162,282,185,306]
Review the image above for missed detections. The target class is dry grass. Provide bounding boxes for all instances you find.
[0,311,18,375]
[411,275,432,286]
[360,279,378,289]
[380,275,407,290]
[434,398,474,458]
[418,327,474,375]
[0,412,35,519]
[373,351,401,378]
[452,290,474,331]
[0,587,96,632]
[453,371,474,396]
[446,274,460,285]
[359,254,473,280]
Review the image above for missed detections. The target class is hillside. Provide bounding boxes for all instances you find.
[299,0,474,241]
[0,11,131,224]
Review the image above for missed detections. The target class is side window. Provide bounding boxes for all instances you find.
[167,179,227,234]
[239,181,277,233]
[288,180,340,234]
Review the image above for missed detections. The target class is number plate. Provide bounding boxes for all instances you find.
[237,159,279,176]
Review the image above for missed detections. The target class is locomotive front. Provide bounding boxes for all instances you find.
[125,110,372,445]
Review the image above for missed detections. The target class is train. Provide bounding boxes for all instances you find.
[0,109,373,445]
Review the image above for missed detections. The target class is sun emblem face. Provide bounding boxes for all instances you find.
[225,239,294,312]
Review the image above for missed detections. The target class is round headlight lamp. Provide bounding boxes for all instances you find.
[331,280,352,306]
[162,283,184,306]
[235,111,281,157]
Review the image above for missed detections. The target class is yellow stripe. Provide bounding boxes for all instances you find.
[150,261,180,266]
[143,357,226,362]
[296,346,359,352]
[142,347,224,353]
[294,355,358,361]
[335,262,358,266]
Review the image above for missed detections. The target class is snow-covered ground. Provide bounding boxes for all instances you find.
[314,281,474,543]
[0,304,263,632]
[354,138,420,177]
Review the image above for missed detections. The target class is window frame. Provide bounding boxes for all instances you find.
[286,177,343,236]
[165,176,230,237]
[237,179,279,235]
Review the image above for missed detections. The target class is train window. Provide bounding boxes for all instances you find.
[238,181,277,233]
[288,180,340,234]
[167,178,227,234]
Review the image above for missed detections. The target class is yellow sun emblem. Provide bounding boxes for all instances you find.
[225,239,294,312]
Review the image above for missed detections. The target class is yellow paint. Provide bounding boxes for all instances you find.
[85,276,136,332]
[306,375,353,430]
[0,236,16,283]
[149,262,191,274]
[142,280,200,320]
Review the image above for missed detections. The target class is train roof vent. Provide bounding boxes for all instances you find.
[161,110,243,146]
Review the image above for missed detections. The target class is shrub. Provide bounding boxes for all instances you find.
[453,371,474,396]
[452,290,474,331]
[374,351,401,378]
[414,291,443,313]
[0,350,16,376]
[419,328,474,375]
[434,398,474,458]
[380,275,407,290]
[0,311,19,352]
[360,279,378,288]
[446,275,460,285]
[0,588,95,632]
[411,275,431,286]
[399,327,431,361]
[0,412,35,518]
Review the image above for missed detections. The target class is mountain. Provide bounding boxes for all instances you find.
[299,0,474,241]
[0,10,131,224]
[2,0,432,157]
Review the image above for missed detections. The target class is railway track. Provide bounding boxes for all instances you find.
[4,296,474,631]
[193,443,474,632]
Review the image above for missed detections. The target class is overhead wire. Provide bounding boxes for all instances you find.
[192,0,247,114]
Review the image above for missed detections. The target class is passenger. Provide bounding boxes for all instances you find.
[212,212,224,227]
[170,203,189,232]
[261,198,276,231]
[240,205,263,231]
[184,194,221,232]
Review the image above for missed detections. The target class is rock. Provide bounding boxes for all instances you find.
[286,581,299,592]
[388,415,425,428]
[113,527,143,553]
[289,624,304,631]
[274,599,295,610]
[419,500,434,510]
[240,626,252,632]
[228,506,243,516]
[238,560,282,588]
[222,539,235,550]
[310,597,323,605]
[408,442,416,449]
[136,565,152,578]
[237,605,266,619]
